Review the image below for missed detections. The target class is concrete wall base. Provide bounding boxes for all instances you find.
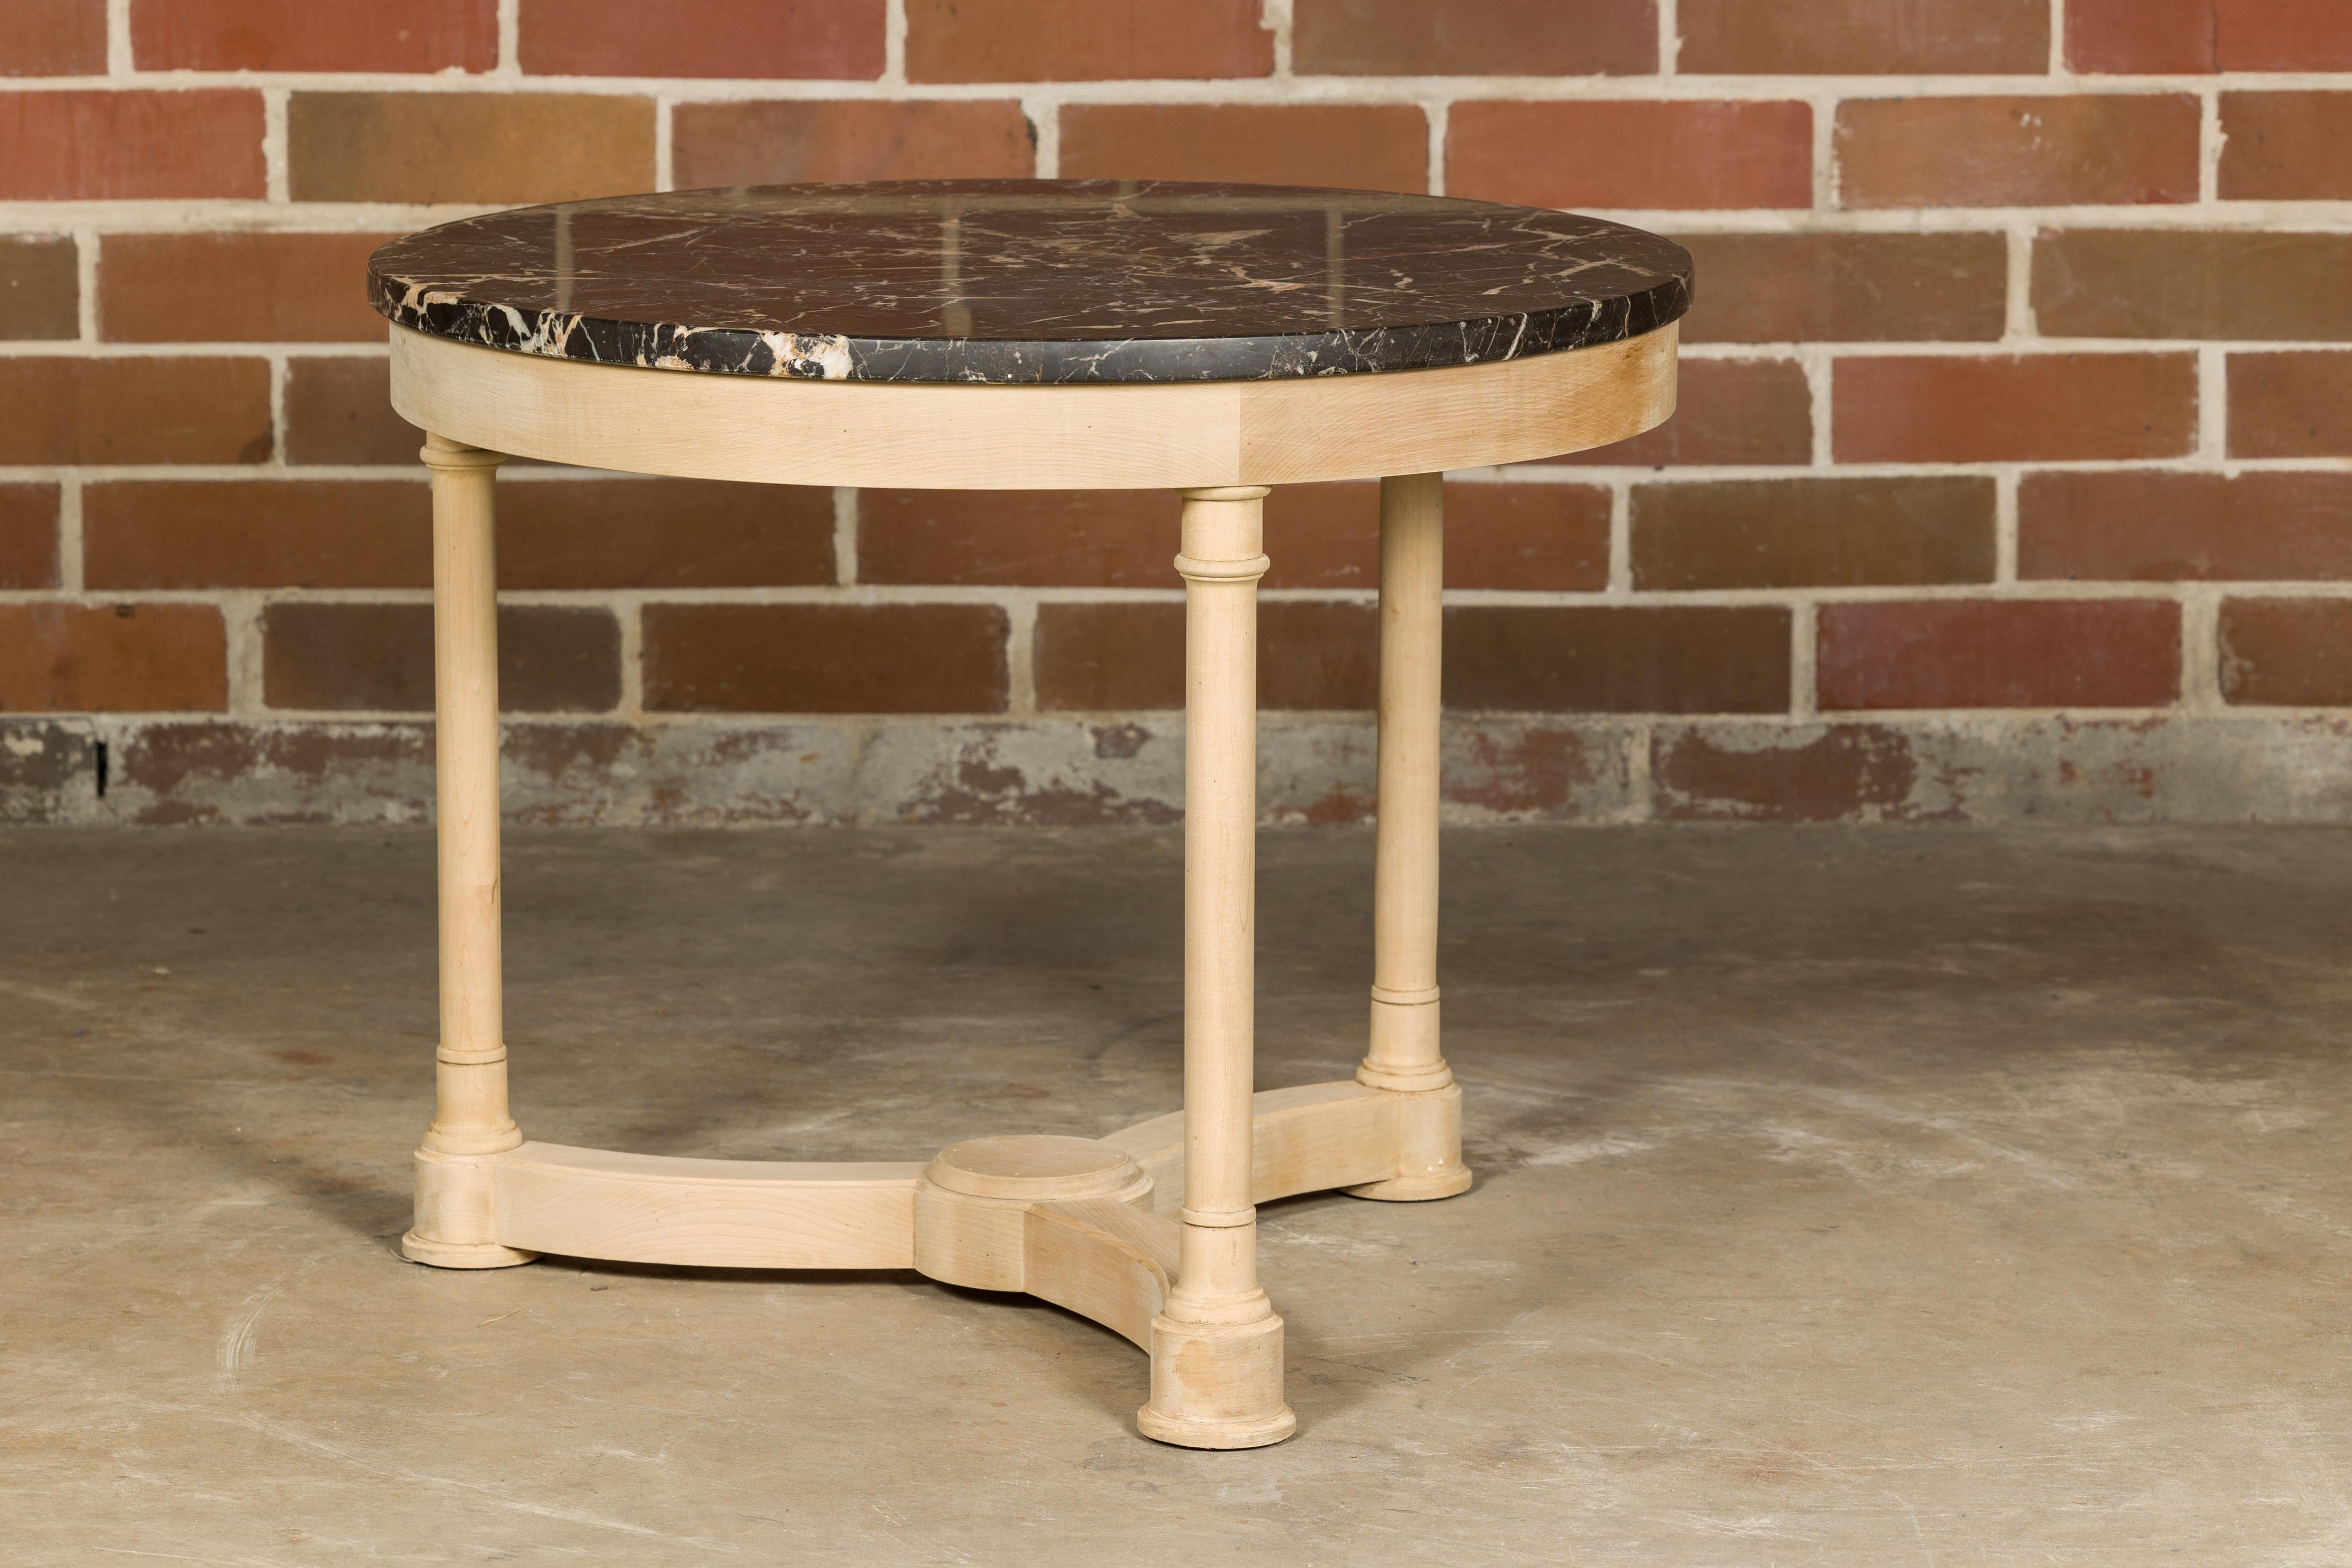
[9,712,2352,828]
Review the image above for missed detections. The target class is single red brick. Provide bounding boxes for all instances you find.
[0,485,61,590]
[519,0,882,78]
[1258,602,1378,709]
[1264,481,1611,591]
[1264,483,1375,588]
[1674,232,2008,344]
[1293,0,1654,75]
[1833,354,2197,463]
[2020,471,2352,581]
[84,480,429,590]
[0,358,272,465]
[2220,93,2352,200]
[84,475,836,590]
[1442,484,1615,593]
[644,604,1007,713]
[262,603,618,713]
[0,603,227,713]
[860,490,1173,588]
[1032,601,1377,711]
[1449,101,1813,211]
[2219,0,2352,70]
[2033,231,2352,340]
[1061,104,1428,193]
[1032,603,1178,711]
[101,233,393,344]
[0,91,265,200]
[131,0,497,70]
[287,93,654,204]
[673,101,1032,187]
[499,479,835,589]
[1535,357,1811,467]
[1445,606,1791,714]
[1633,476,1996,590]
[905,0,1272,82]
[2229,353,2352,458]
[2219,599,2352,706]
[1,234,79,340]
[1258,482,1399,590]
[2066,0,2215,71]
[1651,724,1932,824]
[1,0,105,74]
[1837,95,2200,208]
[1682,0,2046,72]
[1818,600,2179,710]
[285,358,419,466]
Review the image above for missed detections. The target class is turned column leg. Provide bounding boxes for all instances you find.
[1138,485,1295,1449]
[1349,472,1473,1201]
[401,434,536,1269]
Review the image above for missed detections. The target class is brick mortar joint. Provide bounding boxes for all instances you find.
[29,584,2352,613]
[17,72,2352,94]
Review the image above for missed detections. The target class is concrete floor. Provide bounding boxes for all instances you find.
[3,824,2348,1564]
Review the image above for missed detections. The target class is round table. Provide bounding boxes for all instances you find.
[371,178,1690,1449]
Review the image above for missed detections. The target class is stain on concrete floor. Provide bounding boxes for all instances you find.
[2,825,2347,1564]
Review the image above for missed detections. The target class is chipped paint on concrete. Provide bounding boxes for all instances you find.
[1653,715,2352,825]
[1653,723,1940,823]
[0,719,94,825]
[1447,720,1638,821]
[112,722,436,826]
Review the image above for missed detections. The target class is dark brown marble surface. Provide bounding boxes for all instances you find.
[369,180,1691,384]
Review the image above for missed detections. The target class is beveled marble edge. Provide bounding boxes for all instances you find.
[366,272,1691,385]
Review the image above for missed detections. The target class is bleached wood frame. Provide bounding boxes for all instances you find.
[390,322,1678,1449]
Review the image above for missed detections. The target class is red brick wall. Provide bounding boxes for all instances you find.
[4,0,2352,825]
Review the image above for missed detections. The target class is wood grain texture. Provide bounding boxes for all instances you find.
[912,1134,1151,1290]
[493,1143,925,1269]
[388,323,1677,490]
[912,1181,1029,1289]
[1025,1199,1181,1349]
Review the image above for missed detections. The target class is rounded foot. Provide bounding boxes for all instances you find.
[1137,1402,1297,1449]
[400,1231,539,1269]
[1139,1311,1292,1449]
[1344,1164,1473,1202]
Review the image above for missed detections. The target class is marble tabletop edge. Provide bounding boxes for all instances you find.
[369,179,1693,387]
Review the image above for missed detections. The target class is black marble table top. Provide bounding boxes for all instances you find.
[369,180,1690,385]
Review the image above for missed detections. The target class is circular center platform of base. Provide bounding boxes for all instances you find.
[926,1135,1144,1201]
